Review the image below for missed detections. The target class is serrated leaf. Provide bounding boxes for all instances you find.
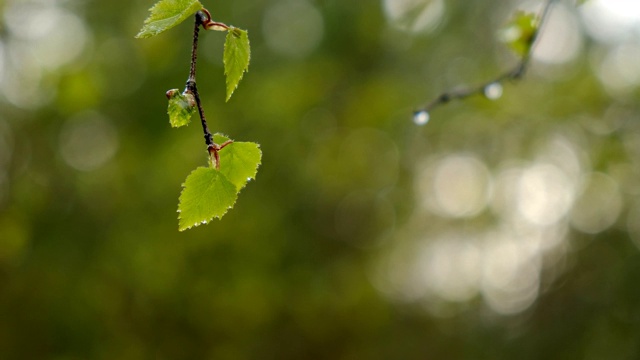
[178,167,238,231]
[167,89,196,127]
[214,134,262,190]
[500,11,538,57]
[136,0,203,39]
[223,27,250,101]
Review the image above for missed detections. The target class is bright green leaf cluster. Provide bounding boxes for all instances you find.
[138,1,258,231]
[166,89,196,127]
[223,27,251,101]
[178,134,261,231]
[500,11,539,57]
[136,0,202,38]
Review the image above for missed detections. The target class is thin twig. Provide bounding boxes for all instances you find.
[187,11,213,149]
[187,81,213,148]
[188,11,204,82]
[414,0,556,118]
[186,11,214,164]
[185,10,232,169]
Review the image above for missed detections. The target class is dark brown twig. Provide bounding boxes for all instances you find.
[184,10,232,169]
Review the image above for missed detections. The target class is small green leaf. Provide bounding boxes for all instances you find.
[214,134,262,190]
[500,11,538,57]
[178,167,238,231]
[167,89,196,127]
[136,0,203,39]
[223,27,251,101]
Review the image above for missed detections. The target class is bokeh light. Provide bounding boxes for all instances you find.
[1,0,90,108]
[415,154,492,218]
[4,3,88,70]
[481,233,541,315]
[416,234,481,303]
[516,164,574,227]
[570,172,622,234]
[483,82,503,100]
[378,124,595,316]
[262,0,324,58]
[382,0,445,34]
[580,0,640,43]
[596,42,640,95]
[413,110,430,125]
[59,111,119,172]
[532,2,583,65]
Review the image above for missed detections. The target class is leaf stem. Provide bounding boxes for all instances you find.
[415,0,556,116]
[200,9,230,31]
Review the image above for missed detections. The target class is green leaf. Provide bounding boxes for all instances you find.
[136,0,202,39]
[214,134,262,190]
[178,167,238,231]
[177,135,261,230]
[223,27,251,101]
[500,11,538,57]
[167,89,196,128]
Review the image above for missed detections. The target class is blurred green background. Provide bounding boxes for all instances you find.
[2,0,640,358]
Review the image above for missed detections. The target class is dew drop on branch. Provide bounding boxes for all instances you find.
[413,110,430,126]
[483,82,503,100]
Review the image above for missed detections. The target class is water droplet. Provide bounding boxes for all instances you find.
[183,92,196,107]
[483,82,503,100]
[413,110,430,126]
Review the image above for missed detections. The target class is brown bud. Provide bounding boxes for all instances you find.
[165,89,179,99]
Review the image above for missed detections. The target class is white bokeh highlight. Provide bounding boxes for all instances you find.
[263,0,324,58]
[59,112,118,172]
[382,0,445,34]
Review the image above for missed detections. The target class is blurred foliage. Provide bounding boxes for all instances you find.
[1,0,640,359]
[501,11,538,57]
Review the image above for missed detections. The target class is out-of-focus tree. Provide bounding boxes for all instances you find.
[1,0,640,359]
